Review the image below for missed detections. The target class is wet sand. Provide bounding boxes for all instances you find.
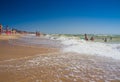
[0,34,22,40]
[0,35,120,82]
[0,36,59,82]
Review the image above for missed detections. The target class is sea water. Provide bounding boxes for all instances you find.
[45,34,120,60]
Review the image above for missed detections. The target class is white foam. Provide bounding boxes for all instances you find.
[56,36,120,60]
[19,34,120,60]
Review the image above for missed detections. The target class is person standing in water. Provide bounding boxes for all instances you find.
[104,38,107,42]
[36,31,40,36]
[84,34,88,41]
[90,36,94,41]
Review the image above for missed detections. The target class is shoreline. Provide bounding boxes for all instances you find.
[0,35,120,82]
[0,35,59,61]
[0,34,22,40]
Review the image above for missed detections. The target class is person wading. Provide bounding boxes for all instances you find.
[90,36,94,41]
[85,34,88,41]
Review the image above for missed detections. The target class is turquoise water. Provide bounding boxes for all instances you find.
[52,34,120,43]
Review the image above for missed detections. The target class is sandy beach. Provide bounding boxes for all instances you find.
[0,34,21,40]
[0,35,120,82]
[0,35,59,82]
[0,35,58,61]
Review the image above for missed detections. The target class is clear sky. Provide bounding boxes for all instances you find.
[0,0,120,34]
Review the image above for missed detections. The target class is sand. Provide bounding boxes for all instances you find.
[0,40,58,61]
[0,35,120,82]
[0,35,59,82]
[0,34,21,40]
[0,35,58,61]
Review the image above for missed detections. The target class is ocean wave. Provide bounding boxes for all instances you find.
[49,35,120,60]
[13,34,120,60]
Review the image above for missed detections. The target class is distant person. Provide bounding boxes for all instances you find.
[6,25,9,35]
[104,38,107,42]
[36,31,40,36]
[84,34,88,41]
[90,36,94,41]
[110,37,112,40]
[12,29,16,34]
[38,32,40,36]
[36,32,39,36]
[0,24,2,35]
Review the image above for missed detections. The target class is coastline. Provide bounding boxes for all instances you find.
[0,35,58,82]
[0,34,22,40]
[0,35,120,82]
[0,35,59,61]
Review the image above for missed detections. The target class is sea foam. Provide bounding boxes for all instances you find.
[53,36,120,60]
[19,34,120,60]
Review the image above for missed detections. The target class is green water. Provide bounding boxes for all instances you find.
[51,34,120,43]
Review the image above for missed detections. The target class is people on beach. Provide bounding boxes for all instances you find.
[84,34,88,41]
[0,24,2,35]
[12,29,16,34]
[5,25,12,35]
[36,31,40,36]
[104,38,107,42]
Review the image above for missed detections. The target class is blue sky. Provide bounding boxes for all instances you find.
[0,0,120,34]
